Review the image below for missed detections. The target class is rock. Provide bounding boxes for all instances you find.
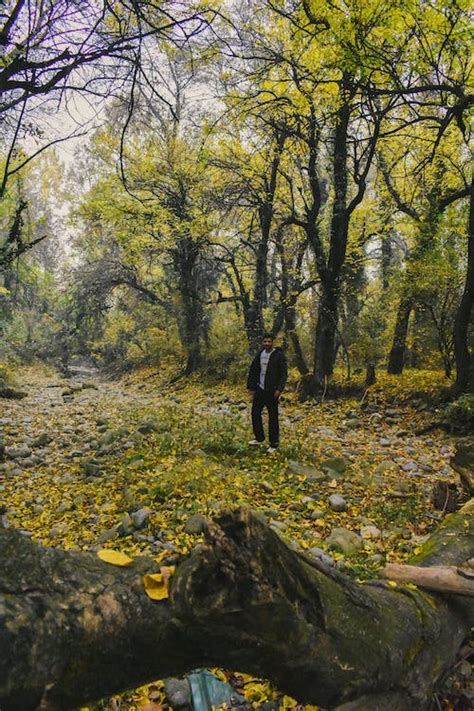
[326,527,363,555]
[328,494,347,512]
[184,513,208,535]
[315,427,339,438]
[117,512,134,536]
[97,526,119,544]
[5,445,32,459]
[375,459,396,473]
[261,480,273,493]
[131,508,153,529]
[0,387,27,400]
[310,509,325,520]
[287,460,325,481]
[308,547,335,567]
[321,456,348,476]
[32,433,51,447]
[56,502,74,514]
[401,461,418,472]
[300,496,313,505]
[137,417,158,434]
[379,438,391,446]
[81,459,102,477]
[359,524,381,539]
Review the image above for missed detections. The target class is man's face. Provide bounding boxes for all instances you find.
[262,337,273,352]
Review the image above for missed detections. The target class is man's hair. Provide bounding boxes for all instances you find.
[262,332,274,340]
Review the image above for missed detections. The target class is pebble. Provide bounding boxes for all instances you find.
[131,508,153,529]
[328,494,347,512]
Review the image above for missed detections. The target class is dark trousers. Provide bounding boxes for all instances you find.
[252,387,279,447]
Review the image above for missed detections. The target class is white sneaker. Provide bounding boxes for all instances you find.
[267,446,278,453]
[248,439,264,446]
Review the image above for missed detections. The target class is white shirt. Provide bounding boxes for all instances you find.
[259,348,275,389]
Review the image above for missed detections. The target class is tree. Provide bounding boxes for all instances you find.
[0,498,473,710]
[453,178,474,393]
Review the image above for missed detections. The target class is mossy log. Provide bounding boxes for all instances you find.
[0,501,473,711]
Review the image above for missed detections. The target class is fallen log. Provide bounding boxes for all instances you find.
[0,499,473,711]
[382,563,474,596]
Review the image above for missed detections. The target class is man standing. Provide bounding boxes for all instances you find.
[247,333,288,452]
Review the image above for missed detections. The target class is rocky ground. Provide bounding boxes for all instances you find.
[0,365,471,710]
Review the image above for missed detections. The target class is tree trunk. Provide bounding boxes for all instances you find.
[387,297,413,374]
[173,237,205,374]
[453,178,474,394]
[1,500,473,711]
[313,282,338,383]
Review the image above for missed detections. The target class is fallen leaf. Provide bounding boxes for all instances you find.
[97,550,133,567]
[143,566,175,601]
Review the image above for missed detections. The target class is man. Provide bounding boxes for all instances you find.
[247,333,288,453]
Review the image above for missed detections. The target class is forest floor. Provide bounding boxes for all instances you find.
[0,364,471,710]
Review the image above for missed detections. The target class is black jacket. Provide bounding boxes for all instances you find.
[247,347,288,393]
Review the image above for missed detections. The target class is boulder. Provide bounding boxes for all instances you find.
[326,527,363,555]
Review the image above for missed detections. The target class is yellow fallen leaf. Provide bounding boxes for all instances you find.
[280,694,298,708]
[387,580,398,587]
[97,549,133,567]
[328,479,338,488]
[143,567,175,601]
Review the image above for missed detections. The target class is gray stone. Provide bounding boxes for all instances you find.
[315,427,339,438]
[359,524,381,539]
[164,678,192,708]
[261,480,273,493]
[131,508,153,529]
[118,512,134,536]
[81,459,102,477]
[137,418,158,434]
[184,513,208,535]
[326,528,363,555]
[374,460,397,475]
[321,456,348,476]
[5,444,32,459]
[308,547,335,567]
[287,460,325,480]
[310,509,325,520]
[401,461,418,472]
[97,526,118,543]
[328,494,347,512]
[32,433,51,447]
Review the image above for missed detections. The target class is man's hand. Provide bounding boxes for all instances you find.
[274,390,281,399]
